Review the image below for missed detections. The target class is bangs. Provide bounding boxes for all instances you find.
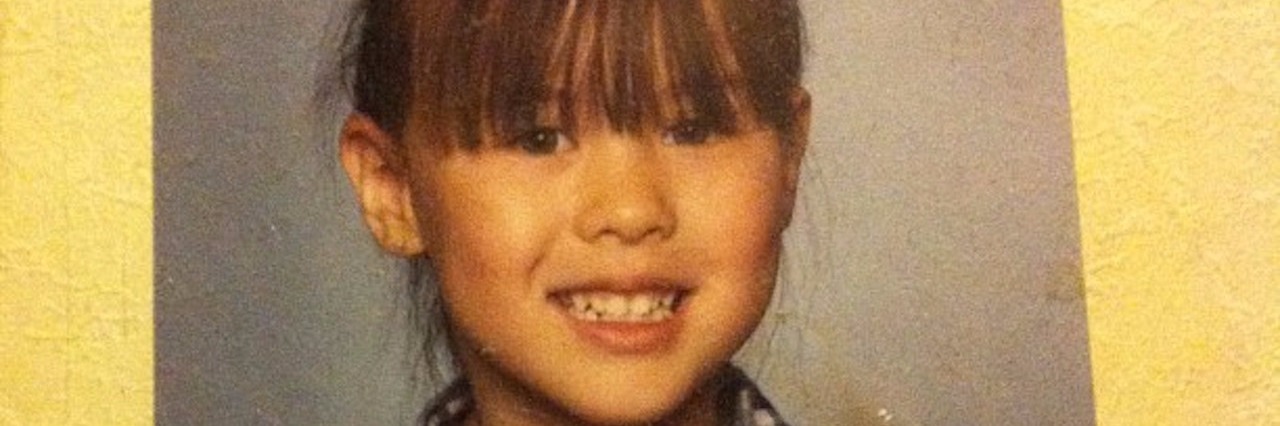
[406,0,804,148]
[350,0,803,147]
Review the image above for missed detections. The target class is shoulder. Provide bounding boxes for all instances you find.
[418,380,473,426]
[721,365,790,426]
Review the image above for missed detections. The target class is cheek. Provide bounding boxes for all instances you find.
[676,146,791,266]
[449,157,553,240]
[676,188,785,367]
[672,145,791,328]
[691,192,784,282]
[414,166,561,306]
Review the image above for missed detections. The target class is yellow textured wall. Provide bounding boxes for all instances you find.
[1065,1,1279,425]
[0,1,152,425]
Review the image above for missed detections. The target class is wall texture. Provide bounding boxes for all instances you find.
[1064,1,1280,424]
[0,1,152,425]
[2,0,1278,425]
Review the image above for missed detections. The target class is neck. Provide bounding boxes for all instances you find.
[464,384,724,426]
[457,351,730,426]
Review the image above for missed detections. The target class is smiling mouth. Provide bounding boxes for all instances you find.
[551,290,687,323]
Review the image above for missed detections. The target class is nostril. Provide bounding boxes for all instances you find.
[573,194,676,245]
[571,140,676,244]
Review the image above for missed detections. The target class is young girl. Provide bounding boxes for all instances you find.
[333,0,809,424]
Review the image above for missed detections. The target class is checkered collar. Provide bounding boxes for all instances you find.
[419,365,787,426]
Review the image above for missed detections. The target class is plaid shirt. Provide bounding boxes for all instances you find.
[419,365,788,426]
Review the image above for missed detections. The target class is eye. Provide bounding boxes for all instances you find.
[663,120,714,146]
[511,127,571,155]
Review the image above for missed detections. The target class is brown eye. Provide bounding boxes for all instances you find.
[512,127,571,155]
[663,120,713,146]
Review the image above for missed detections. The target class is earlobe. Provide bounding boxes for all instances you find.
[339,113,427,257]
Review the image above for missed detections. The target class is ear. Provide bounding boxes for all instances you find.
[779,88,811,228]
[339,113,426,257]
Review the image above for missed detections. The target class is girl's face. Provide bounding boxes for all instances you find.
[339,1,807,423]
[342,93,807,424]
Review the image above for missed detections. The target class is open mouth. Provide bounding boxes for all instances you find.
[551,290,688,323]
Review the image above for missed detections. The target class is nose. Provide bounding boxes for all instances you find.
[572,134,676,245]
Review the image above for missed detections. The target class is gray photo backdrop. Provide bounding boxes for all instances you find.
[156,1,1094,424]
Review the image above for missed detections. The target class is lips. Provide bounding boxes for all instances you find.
[548,278,692,354]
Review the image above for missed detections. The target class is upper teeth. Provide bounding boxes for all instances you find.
[561,291,679,323]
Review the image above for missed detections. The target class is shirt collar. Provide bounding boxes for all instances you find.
[418,365,787,426]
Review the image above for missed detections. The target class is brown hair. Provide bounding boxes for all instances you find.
[339,0,805,147]
[331,0,806,380]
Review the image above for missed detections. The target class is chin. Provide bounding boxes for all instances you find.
[543,359,720,426]
[559,390,689,426]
